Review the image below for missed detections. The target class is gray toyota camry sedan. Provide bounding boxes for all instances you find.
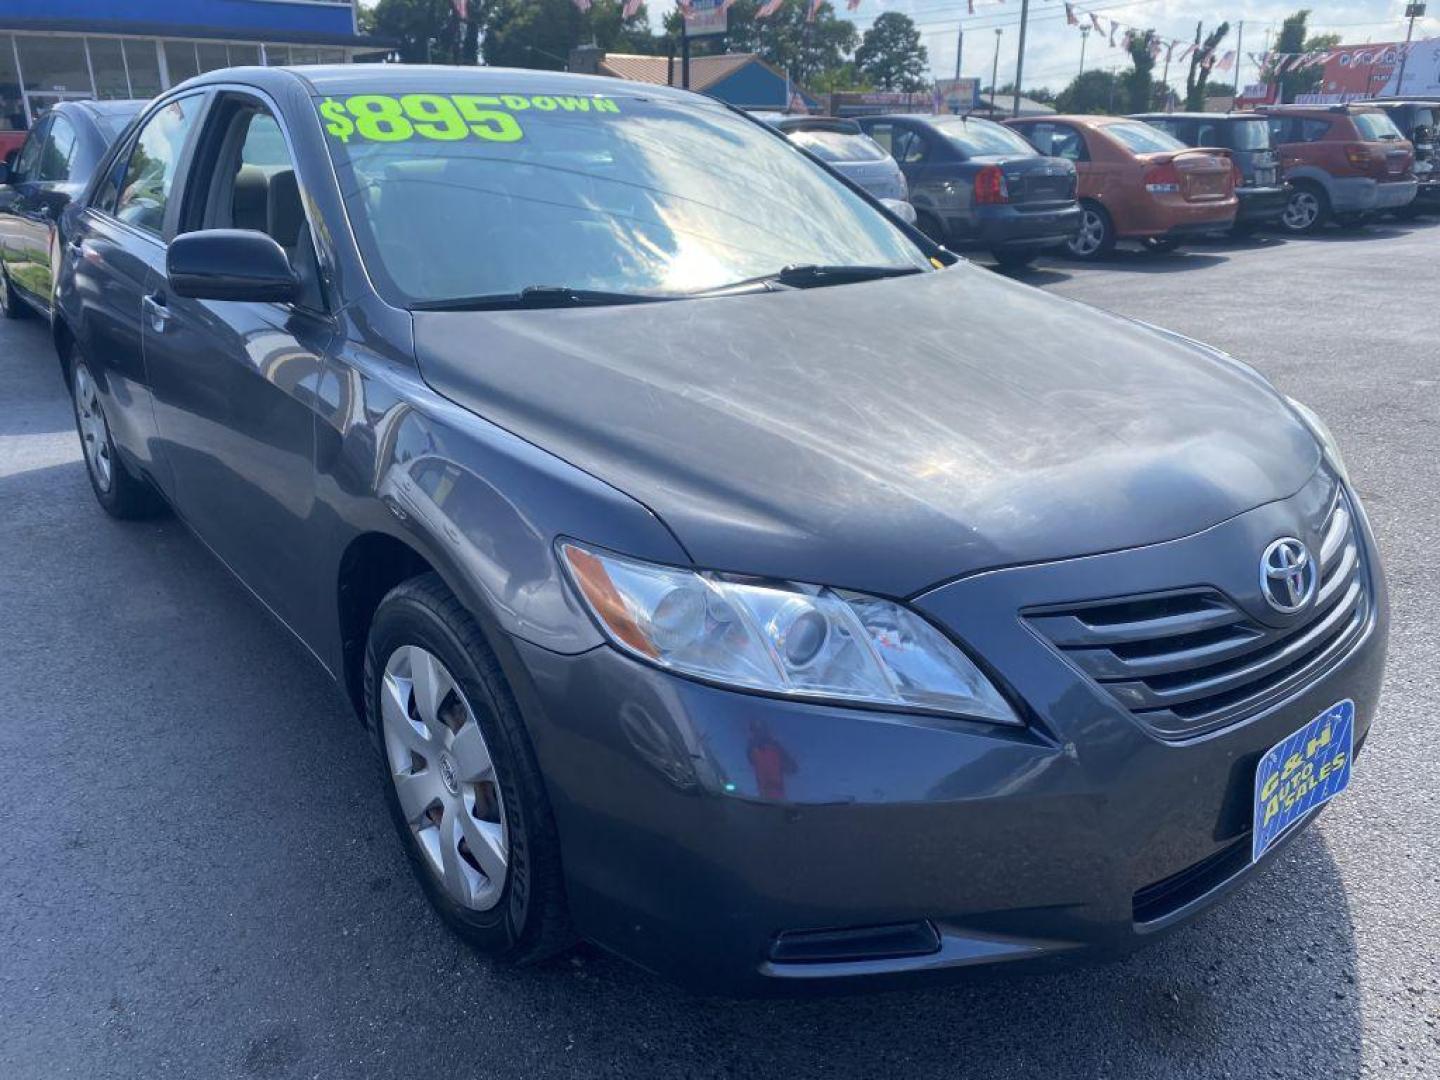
[52,65,1387,994]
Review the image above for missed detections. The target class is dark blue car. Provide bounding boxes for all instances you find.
[858,112,1081,267]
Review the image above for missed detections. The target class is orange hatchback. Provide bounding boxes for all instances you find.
[1006,115,1238,258]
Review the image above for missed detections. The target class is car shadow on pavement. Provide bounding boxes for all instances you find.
[502,829,1362,1079]
[1074,249,1232,274]
[1300,219,1439,243]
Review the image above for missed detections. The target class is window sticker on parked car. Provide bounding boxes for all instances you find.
[317,93,620,145]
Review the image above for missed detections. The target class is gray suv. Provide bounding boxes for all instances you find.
[1131,111,1288,231]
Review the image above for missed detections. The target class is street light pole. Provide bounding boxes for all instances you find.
[991,28,1002,116]
[1396,4,1427,95]
[955,24,964,83]
[1079,25,1090,80]
[1012,0,1030,117]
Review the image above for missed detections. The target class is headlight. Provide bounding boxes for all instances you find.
[1286,397,1350,485]
[559,542,1019,725]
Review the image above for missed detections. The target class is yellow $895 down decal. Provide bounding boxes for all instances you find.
[317,93,620,145]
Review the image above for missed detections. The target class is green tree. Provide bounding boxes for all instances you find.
[367,0,466,63]
[481,0,657,70]
[1184,20,1230,110]
[808,62,873,93]
[708,0,859,86]
[1124,29,1158,113]
[855,11,929,91]
[1055,69,1125,114]
[1270,11,1340,102]
[996,82,1057,106]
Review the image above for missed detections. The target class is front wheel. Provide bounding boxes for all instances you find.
[70,357,167,519]
[365,573,572,963]
[1066,203,1115,259]
[1280,185,1328,233]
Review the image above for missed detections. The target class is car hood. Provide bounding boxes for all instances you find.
[412,265,1318,598]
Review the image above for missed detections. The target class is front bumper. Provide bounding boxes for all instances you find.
[507,478,1389,995]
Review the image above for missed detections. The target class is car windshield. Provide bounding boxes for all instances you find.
[1228,120,1272,150]
[317,89,930,306]
[932,117,1037,157]
[1104,121,1187,154]
[788,128,889,164]
[1353,112,1404,141]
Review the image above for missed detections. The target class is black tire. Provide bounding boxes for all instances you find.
[69,352,168,519]
[1066,201,1116,259]
[365,573,572,964]
[914,210,946,245]
[992,248,1038,270]
[1141,237,1182,253]
[1,266,29,320]
[1280,182,1329,234]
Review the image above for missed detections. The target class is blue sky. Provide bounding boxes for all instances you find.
[691,0,1439,96]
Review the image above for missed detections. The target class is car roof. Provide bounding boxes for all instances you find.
[1130,112,1266,121]
[178,64,709,106]
[1006,114,1125,126]
[1260,103,1383,114]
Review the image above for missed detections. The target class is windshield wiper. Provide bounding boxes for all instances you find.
[702,263,926,295]
[411,286,679,312]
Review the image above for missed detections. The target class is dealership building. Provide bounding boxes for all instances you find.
[0,0,377,133]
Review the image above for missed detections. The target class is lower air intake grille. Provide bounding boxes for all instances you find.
[1026,492,1369,739]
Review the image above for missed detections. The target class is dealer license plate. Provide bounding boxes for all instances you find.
[1251,700,1354,862]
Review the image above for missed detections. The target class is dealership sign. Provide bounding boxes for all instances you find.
[685,0,728,37]
[934,78,981,113]
[1308,37,1440,99]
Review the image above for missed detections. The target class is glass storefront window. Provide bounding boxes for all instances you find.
[262,46,290,66]
[196,43,229,73]
[0,34,23,131]
[87,38,130,99]
[229,44,260,68]
[16,35,91,95]
[316,49,347,65]
[164,41,199,86]
[124,40,162,98]
[290,47,321,65]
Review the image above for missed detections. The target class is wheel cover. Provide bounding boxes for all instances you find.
[73,366,113,492]
[382,645,509,911]
[1283,191,1319,230]
[1069,209,1105,256]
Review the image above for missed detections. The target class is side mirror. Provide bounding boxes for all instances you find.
[882,198,918,225]
[167,229,298,303]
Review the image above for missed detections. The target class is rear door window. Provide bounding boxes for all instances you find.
[1013,122,1087,161]
[891,128,929,164]
[1228,120,1271,150]
[1301,119,1331,142]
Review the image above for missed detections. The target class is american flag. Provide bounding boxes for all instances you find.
[756,0,785,17]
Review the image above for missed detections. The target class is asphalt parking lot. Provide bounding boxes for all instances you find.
[2,220,1437,1080]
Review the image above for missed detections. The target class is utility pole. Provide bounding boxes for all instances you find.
[1396,4,1427,95]
[1079,25,1090,79]
[955,23,964,83]
[1161,43,1172,111]
[1232,20,1244,98]
[1012,0,1030,117]
[991,27,1002,117]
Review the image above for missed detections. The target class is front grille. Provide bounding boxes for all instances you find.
[1026,492,1369,739]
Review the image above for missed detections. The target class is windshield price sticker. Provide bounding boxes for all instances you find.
[318,93,620,145]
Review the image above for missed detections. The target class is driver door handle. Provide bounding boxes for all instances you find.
[143,291,170,332]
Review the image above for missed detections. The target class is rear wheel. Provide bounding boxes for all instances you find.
[1280,183,1328,234]
[992,248,1038,270]
[1066,202,1115,259]
[1,266,28,320]
[366,573,572,963]
[70,356,167,519]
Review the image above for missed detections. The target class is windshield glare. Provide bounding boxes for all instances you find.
[788,128,889,163]
[934,117,1037,157]
[1104,121,1187,154]
[321,91,930,306]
